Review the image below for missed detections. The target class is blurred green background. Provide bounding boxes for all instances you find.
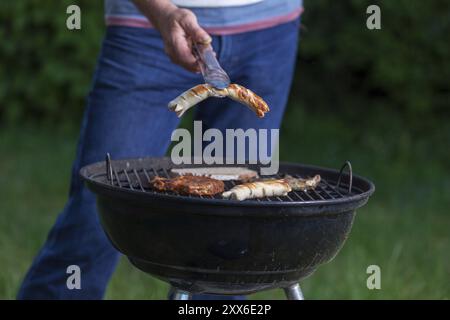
[0,0,449,299]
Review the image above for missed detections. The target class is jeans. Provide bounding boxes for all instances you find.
[17,19,299,299]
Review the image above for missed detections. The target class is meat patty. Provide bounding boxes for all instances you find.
[151,175,225,196]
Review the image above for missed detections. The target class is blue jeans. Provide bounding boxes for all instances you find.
[17,20,299,299]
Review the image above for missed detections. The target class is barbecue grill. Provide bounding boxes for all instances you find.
[80,154,375,300]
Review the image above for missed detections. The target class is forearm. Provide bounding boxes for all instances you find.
[132,0,178,30]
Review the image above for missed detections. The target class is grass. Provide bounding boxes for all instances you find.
[0,106,449,300]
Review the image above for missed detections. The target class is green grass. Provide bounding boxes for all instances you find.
[0,107,449,299]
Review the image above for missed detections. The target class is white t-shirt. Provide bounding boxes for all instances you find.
[172,0,263,7]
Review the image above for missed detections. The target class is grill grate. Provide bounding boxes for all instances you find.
[87,153,363,203]
[101,165,358,203]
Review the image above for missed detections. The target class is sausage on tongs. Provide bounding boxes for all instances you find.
[168,83,270,118]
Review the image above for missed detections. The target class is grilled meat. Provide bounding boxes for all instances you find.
[222,179,292,201]
[221,175,321,201]
[151,175,225,196]
[151,172,321,200]
[168,83,269,118]
[284,175,321,191]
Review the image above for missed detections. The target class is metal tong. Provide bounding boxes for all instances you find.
[192,41,230,90]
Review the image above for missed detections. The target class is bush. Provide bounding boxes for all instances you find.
[294,0,449,126]
[0,0,448,126]
[0,0,103,124]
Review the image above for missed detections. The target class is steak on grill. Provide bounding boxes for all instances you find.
[151,175,225,196]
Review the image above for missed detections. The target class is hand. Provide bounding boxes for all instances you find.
[133,1,211,72]
[156,8,212,72]
[159,8,211,72]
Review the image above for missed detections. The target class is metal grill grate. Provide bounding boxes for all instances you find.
[100,159,359,203]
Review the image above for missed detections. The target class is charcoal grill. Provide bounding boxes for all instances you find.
[80,155,375,299]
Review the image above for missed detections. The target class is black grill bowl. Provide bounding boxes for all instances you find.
[80,157,375,295]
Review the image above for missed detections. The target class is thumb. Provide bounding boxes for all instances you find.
[179,16,211,44]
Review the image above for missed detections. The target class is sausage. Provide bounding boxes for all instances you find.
[168,84,270,118]
[222,179,291,201]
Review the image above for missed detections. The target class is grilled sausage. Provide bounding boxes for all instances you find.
[168,84,269,118]
[222,179,291,201]
[221,175,321,201]
[224,84,269,118]
[168,84,225,117]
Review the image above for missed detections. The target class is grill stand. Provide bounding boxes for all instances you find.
[169,287,191,300]
[169,283,304,300]
[284,283,304,300]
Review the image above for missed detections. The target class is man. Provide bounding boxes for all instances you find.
[18,0,302,299]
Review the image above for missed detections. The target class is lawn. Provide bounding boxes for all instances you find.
[0,106,448,299]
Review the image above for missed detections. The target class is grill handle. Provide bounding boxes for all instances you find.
[106,153,113,185]
[336,161,353,194]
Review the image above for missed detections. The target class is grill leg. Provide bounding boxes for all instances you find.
[169,287,191,300]
[284,283,304,300]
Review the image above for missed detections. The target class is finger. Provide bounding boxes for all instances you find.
[178,14,211,44]
[167,33,200,72]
